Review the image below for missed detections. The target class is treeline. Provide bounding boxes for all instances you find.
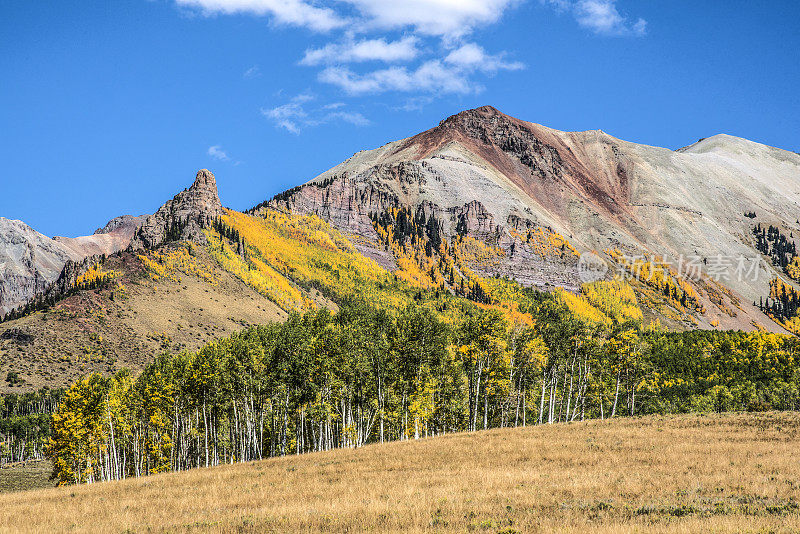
[760,278,800,325]
[0,388,62,465]
[45,297,800,485]
[753,223,798,272]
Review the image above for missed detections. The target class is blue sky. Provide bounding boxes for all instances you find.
[2,0,798,237]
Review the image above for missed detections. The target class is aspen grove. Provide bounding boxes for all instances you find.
[45,297,800,485]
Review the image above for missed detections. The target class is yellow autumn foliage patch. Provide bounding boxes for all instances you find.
[138,246,217,285]
[75,265,119,290]
[206,209,407,311]
[555,288,610,326]
[581,279,643,324]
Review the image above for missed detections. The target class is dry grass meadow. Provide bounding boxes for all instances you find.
[1,412,799,533]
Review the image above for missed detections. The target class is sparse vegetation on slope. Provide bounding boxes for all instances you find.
[0,249,283,392]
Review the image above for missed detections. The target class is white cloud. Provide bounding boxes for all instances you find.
[169,0,540,103]
[575,0,646,36]
[544,0,646,36]
[317,45,522,96]
[175,0,522,37]
[207,145,231,160]
[444,43,524,73]
[342,0,520,39]
[262,94,370,133]
[262,95,309,133]
[301,36,420,66]
[174,0,347,32]
[172,0,645,117]
[318,60,476,95]
[325,111,371,126]
[394,96,435,112]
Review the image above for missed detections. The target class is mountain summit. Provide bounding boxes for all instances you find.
[263,106,800,331]
[131,169,223,250]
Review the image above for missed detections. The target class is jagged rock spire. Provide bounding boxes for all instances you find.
[130,169,223,250]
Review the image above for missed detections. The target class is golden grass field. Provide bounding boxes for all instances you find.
[1,412,799,533]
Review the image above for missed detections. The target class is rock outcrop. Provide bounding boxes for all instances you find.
[130,169,223,250]
[54,215,144,259]
[1,170,220,316]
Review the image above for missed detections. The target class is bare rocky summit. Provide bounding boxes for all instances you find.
[94,215,147,235]
[130,169,223,250]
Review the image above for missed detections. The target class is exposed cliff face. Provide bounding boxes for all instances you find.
[0,219,79,315]
[131,169,223,250]
[260,105,800,330]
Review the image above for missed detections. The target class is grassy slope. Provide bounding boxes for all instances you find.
[1,412,798,533]
[0,248,284,392]
[0,461,50,494]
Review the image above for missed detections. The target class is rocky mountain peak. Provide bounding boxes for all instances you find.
[438,105,504,126]
[130,169,223,250]
[190,168,218,193]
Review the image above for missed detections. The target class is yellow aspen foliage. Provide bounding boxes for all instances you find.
[607,249,704,313]
[555,288,610,326]
[206,209,404,311]
[74,265,119,291]
[581,279,643,324]
[787,257,800,281]
[509,226,580,259]
[766,277,800,334]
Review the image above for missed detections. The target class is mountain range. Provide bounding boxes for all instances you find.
[2,105,800,391]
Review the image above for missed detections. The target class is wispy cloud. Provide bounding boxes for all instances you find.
[243,65,261,79]
[318,61,476,95]
[444,43,524,73]
[317,45,523,97]
[207,145,230,161]
[262,94,370,133]
[174,0,527,99]
[174,0,347,32]
[575,0,646,36]
[301,36,420,66]
[262,94,311,134]
[325,110,371,126]
[174,0,646,120]
[343,0,520,39]
[543,0,646,36]
[394,96,435,112]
